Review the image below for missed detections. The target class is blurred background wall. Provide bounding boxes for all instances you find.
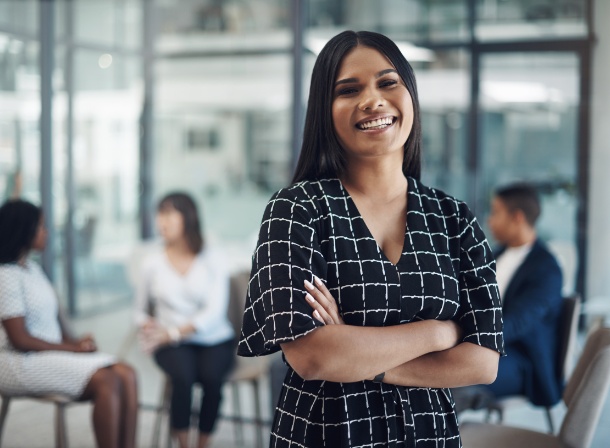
[0,0,607,317]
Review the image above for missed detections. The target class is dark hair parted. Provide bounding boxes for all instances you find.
[158,192,204,253]
[495,183,541,227]
[0,199,42,264]
[292,30,422,183]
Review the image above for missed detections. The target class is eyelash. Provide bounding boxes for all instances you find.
[336,79,398,96]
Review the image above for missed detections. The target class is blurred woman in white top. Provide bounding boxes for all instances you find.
[134,192,234,448]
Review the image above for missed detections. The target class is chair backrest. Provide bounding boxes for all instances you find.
[556,294,582,382]
[228,270,251,342]
[559,327,610,448]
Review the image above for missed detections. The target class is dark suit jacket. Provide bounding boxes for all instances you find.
[498,239,563,407]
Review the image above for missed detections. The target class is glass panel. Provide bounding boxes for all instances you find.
[308,0,469,43]
[67,48,143,314]
[156,0,290,51]
[0,36,40,203]
[74,0,115,46]
[73,0,142,49]
[154,53,291,267]
[74,50,140,91]
[0,0,38,36]
[479,52,579,293]
[476,0,588,41]
[418,49,471,201]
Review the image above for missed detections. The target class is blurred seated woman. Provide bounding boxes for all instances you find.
[134,192,235,448]
[0,199,138,448]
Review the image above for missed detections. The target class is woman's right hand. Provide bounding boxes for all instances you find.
[72,334,97,352]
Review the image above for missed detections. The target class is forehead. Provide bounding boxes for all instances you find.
[491,197,510,211]
[335,45,395,78]
[158,203,180,214]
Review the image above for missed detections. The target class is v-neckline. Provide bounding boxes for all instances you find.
[338,177,413,267]
[163,250,197,279]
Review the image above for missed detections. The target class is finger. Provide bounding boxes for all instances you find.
[306,293,335,325]
[312,277,339,311]
[309,278,342,322]
[305,279,333,309]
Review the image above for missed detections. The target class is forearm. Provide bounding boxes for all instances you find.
[383,342,500,388]
[12,334,76,353]
[281,320,454,383]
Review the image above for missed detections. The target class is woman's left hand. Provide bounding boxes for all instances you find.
[304,276,345,325]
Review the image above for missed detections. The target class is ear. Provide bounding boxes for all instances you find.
[512,209,528,226]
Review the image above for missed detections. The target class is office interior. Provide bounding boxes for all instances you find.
[1,0,610,446]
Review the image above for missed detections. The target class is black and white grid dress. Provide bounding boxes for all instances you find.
[0,260,116,399]
[238,177,504,447]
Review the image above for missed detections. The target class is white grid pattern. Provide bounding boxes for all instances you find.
[238,178,504,447]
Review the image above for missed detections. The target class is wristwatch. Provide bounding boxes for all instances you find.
[373,372,385,383]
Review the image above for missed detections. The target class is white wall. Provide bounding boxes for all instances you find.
[586,0,610,301]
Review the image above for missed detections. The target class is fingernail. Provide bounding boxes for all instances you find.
[304,279,313,289]
[305,293,315,302]
[314,276,323,286]
[314,310,322,321]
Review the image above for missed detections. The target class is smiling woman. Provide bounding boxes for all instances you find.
[238,30,504,448]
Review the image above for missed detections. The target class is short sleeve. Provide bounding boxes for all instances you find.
[238,187,326,357]
[0,265,26,320]
[455,205,505,356]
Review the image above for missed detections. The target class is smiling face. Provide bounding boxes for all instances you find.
[331,45,414,163]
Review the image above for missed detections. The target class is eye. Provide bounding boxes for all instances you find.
[379,79,398,88]
[336,87,358,96]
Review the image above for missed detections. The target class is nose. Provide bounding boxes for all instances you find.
[358,88,385,111]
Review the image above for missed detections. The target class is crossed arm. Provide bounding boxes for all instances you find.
[280,277,499,387]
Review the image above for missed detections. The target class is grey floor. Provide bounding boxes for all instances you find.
[1,307,609,447]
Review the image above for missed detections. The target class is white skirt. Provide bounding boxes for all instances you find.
[0,350,116,399]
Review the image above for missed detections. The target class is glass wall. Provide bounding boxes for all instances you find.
[478,51,580,292]
[0,27,40,204]
[153,0,292,270]
[52,0,144,315]
[0,0,592,313]
[476,0,588,41]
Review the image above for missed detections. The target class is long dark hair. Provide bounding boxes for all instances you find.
[292,30,422,183]
[158,192,204,254]
[0,199,42,264]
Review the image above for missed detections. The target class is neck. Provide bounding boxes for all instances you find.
[18,251,30,266]
[165,238,193,256]
[341,155,407,200]
[506,228,537,248]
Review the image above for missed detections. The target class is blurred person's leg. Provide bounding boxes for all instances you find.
[80,366,123,448]
[194,339,235,448]
[108,362,138,448]
[487,348,529,397]
[155,345,198,448]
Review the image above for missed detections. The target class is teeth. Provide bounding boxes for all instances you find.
[358,117,394,129]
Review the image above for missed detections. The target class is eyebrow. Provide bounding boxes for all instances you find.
[334,68,397,87]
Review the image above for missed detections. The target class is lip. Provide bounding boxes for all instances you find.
[355,114,397,132]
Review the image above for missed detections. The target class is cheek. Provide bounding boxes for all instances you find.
[170,216,185,234]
